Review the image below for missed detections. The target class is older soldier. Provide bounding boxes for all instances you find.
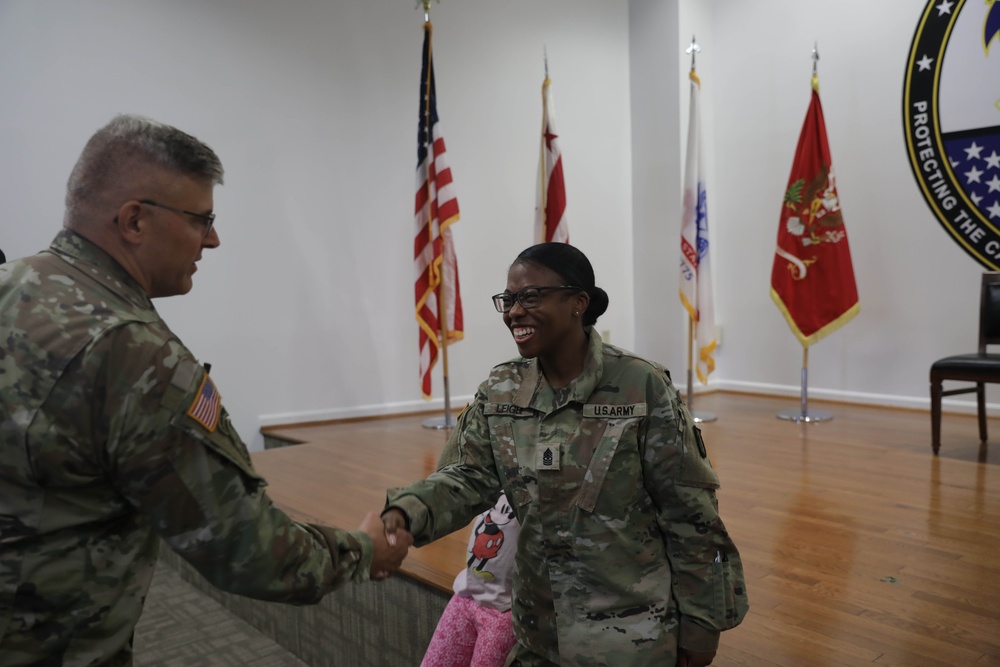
[384,243,747,666]
[0,115,412,666]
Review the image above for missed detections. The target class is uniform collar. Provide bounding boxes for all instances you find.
[48,228,154,311]
[515,328,606,412]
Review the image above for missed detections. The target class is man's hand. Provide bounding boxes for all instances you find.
[678,649,716,667]
[359,511,411,580]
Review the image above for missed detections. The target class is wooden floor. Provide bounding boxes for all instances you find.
[258,392,1000,667]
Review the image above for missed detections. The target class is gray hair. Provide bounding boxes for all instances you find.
[65,114,224,219]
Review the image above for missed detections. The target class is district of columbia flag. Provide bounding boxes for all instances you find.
[535,74,569,244]
[770,75,859,347]
[414,20,464,399]
[679,68,717,384]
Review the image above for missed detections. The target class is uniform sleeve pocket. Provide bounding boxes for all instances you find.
[162,365,265,489]
[170,408,266,490]
[711,557,748,628]
[678,424,720,489]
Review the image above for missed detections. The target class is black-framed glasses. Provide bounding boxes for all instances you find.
[140,199,216,237]
[492,285,583,313]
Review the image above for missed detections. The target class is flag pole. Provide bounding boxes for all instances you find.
[538,48,549,243]
[777,345,832,422]
[686,318,693,407]
[686,316,716,423]
[422,272,455,429]
[419,3,455,430]
[682,35,715,424]
[775,43,833,424]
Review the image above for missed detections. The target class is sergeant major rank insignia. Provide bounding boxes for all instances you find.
[537,444,560,471]
[904,0,1000,269]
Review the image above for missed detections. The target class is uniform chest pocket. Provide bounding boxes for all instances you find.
[577,418,643,519]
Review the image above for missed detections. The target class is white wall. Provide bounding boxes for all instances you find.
[708,0,984,408]
[630,0,992,417]
[629,0,683,374]
[0,1,634,450]
[2,0,990,451]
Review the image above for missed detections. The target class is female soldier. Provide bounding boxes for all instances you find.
[384,243,747,667]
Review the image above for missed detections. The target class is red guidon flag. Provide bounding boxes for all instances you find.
[771,76,859,347]
[535,73,569,244]
[414,21,463,398]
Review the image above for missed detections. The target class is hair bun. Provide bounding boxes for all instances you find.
[584,287,609,326]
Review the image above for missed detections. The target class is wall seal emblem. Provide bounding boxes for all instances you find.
[904,0,1000,269]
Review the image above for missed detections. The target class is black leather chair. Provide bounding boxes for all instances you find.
[930,272,1000,453]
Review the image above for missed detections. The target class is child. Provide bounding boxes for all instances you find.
[420,492,520,667]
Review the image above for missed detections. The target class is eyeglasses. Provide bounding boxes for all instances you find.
[140,199,216,237]
[492,285,583,313]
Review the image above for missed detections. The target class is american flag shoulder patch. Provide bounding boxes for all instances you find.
[187,374,222,432]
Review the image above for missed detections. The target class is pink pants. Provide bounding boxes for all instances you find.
[421,594,517,667]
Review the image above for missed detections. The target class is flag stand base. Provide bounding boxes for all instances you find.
[776,409,833,423]
[422,416,455,430]
[777,349,833,422]
[684,344,718,424]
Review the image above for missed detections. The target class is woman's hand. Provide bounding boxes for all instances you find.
[381,508,409,547]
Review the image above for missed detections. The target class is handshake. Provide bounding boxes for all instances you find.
[358,508,414,581]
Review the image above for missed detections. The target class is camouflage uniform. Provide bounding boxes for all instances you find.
[387,330,748,666]
[0,230,374,666]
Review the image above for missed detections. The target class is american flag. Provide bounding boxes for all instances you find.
[187,374,221,432]
[535,74,569,244]
[414,21,463,399]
